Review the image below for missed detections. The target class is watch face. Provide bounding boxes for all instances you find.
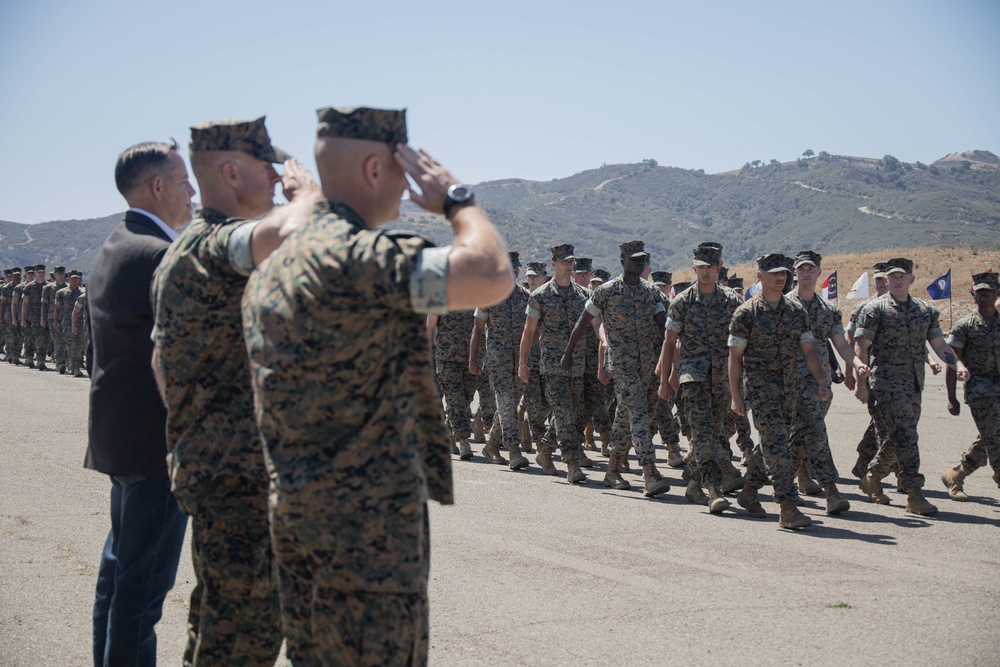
[448,184,472,202]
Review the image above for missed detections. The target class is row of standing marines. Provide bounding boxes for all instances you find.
[0,265,87,375]
[75,107,998,667]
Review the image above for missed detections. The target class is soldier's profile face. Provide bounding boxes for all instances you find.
[235,154,280,218]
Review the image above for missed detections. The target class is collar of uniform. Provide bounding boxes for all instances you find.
[196,205,238,225]
[319,199,368,230]
[690,285,719,304]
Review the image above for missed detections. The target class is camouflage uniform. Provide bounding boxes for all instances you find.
[475,282,531,457]
[650,287,680,449]
[14,279,34,362]
[74,291,90,369]
[243,192,452,665]
[855,293,943,491]
[153,204,282,666]
[526,274,589,465]
[42,276,68,369]
[847,298,881,471]
[729,292,815,503]
[946,307,1000,486]
[785,290,842,485]
[23,274,47,367]
[666,284,742,487]
[433,310,478,444]
[56,284,84,373]
[5,276,23,362]
[587,275,665,465]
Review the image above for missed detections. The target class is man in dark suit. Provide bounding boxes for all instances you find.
[85,139,194,667]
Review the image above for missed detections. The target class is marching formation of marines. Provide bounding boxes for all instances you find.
[0,264,86,376]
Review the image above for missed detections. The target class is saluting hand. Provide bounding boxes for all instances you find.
[394,145,459,215]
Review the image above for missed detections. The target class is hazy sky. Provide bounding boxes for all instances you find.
[1,0,997,223]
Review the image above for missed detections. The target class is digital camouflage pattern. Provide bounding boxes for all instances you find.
[183,475,281,667]
[42,279,67,368]
[666,286,742,385]
[855,294,943,393]
[526,279,590,377]
[21,280,45,361]
[316,106,408,145]
[4,279,23,361]
[152,207,268,502]
[729,294,815,502]
[476,285,531,451]
[963,402,1000,486]
[55,285,84,372]
[189,116,291,164]
[433,310,478,442]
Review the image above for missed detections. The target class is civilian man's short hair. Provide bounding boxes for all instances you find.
[114,139,179,197]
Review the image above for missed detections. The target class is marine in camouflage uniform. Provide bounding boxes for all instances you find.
[520,261,550,451]
[659,246,743,510]
[728,253,829,529]
[470,251,531,470]
[941,272,1000,501]
[723,276,754,462]
[650,271,684,467]
[73,289,91,372]
[565,241,670,497]
[242,107,512,666]
[854,257,966,516]
[14,267,36,366]
[152,117,295,666]
[520,244,590,483]
[429,310,480,459]
[4,269,23,364]
[573,258,610,453]
[22,264,49,370]
[0,269,10,358]
[42,266,68,371]
[55,273,85,376]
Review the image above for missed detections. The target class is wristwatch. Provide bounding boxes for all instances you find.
[443,184,475,219]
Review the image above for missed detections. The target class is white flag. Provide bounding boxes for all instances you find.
[846,272,870,300]
[743,281,761,301]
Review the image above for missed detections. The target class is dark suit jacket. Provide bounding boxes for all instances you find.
[84,210,173,477]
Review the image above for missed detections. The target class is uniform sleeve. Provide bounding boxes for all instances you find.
[830,306,845,336]
[473,307,488,321]
[586,284,607,317]
[665,297,686,332]
[409,245,450,315]
[925,307,943,341]
[202,219,252,280]
[360,232,448,316]
[854,303,878,342]
[526,292,542,320]
[728,307,750,348]
[227,220,261,277]
[946,320,967,348]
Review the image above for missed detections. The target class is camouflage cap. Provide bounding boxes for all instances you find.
[550,244,575,262]
[972,271,998,291]
[11,267,21,275]
[34,264,46,272]
[757,253,794,274]
[693,245,722,267]
[316,106,408,145]
[672,281,692,293]
[729,277,745,289]
[2,269,10,276]
[718,266,728,278]
[884,257,914,275]
[508,251,521,268]
[525,261,548,276]
[573,257,593,272]
[651,271,673,286]
[619,240,649,258]
[24,266,34,273]
[793,250,822,268]
[697,241,723,251]
[68,270,83,278]
[593,268,612,282]
[872,262,889,279]
[190,116,291,164]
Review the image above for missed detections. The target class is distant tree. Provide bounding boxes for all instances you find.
[741,162,752,173]
[914,161,926,170]
[882,154,901,171]
[929,165,940,176]
[642,158,658,168]
[769,158,780,167]
[817,151,830,159]
[803,149,815,158]
[750,159,763,169]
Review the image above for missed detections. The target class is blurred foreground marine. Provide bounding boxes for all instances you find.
[242,106,513,666]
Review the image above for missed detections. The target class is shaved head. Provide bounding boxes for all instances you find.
[314,136,408,228]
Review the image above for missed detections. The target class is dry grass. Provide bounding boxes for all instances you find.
[674,244,1000,332]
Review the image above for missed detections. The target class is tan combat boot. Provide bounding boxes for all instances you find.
[535,448,558,476]
[666,442,685,468]
[519,419,533,453]
[481,433,507,465]
[507,445,529,471]
[599,431,611,457]
[707,486,731,514]
[721,461,746,494]
[584,423,597,451]
[578,449,595,468]
[458,439,473,460]
[737,486,767,518]
[797,471,823,496]
[823,482,850,515]
[642,462,671,497]
[905,489,938,516]
[778,500,812,529]
[941,466,969,501]
[603,452,631,490]
[565,458,587,484]
[684,480,708,505]
[451,441,461,456]
[859,472,890,504]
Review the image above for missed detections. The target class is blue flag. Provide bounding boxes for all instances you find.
[927,270,951,300]
[821,272,838,300]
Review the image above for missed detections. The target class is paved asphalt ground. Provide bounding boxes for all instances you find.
[1,361,998,666]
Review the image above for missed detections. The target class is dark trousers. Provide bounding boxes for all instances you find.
[93,474,188,667]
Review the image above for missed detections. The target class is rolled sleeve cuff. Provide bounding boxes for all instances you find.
[927,326,943,341]
[832,323,845,336]
[728,335,748,349]
[846,321,856,334]
[410,245,451,315]
[665,316,683,332]
[585,299,600,317]
[800,332,816,345]
[525,305,542,319]
[654,302,666,315]
[227,220,261,277]
[946,335,963,348]
[473,307,487,321]
[855,327,876,341]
